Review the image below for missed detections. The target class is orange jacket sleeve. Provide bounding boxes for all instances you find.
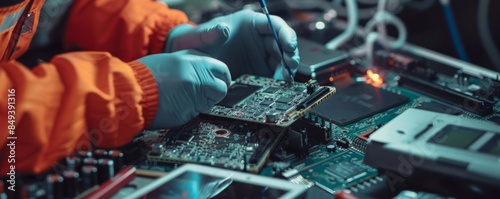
[64,0,189,62]
[0,52,158,175]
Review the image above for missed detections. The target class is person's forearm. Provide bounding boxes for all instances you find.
[64,0,189,61]
[0,52,158,175]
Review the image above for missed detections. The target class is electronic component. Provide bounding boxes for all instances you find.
[375,49,500,116]
[353,128,377,152]
[107,150,124,172]
[365,108,500,189]
[263,87,280,93]
[284,150,377,194]
[46,174,64,199]
[81,165,98,190]
[326,145,336,153]
[295,38,353,84]
[77,150,92,159]
[287,128,309,155]
[310,83,409,126]
[94,149,108,159]
[325,162,367,183]
[209,75,336,126]
[1,151,130,199]
[217,84,261,108]
[265,111,279,123]
[416,101,462,115]
[146,118,285,173]
[356,129,376,142]
[398,74,495,116]
[63,170,80,198]
[291,118,331,143]
[97,159,115,184]
[375,50,437,81]
[336,137,350,149]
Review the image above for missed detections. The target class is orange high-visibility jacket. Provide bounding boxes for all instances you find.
[0,0,188,175]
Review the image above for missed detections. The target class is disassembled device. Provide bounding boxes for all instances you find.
[147,117,286,173]
[365,108,500,188]
[207,75,336,126]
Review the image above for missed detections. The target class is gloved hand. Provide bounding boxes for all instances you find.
[138,50,231,129]
[165,10,300,80]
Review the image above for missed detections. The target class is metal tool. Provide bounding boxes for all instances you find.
[258,0,295,82]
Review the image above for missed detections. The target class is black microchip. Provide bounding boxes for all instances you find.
[325,162,366,182]
[263,87,280,93]
[275,103,292,111]
[260,100,273,106]
[294,87,306,92]
[311,83,409,126]
[276,96,293,104]
[217,84,261,108]
[416,101,462,115]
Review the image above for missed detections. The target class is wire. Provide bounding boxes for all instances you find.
[376,0,388,42]
[365,32,380,64]
[362,10,407,64]
[258,0,295,81]
[364,11,407,50]
[478,0,500,71]
[439,0,469,62]
[325,0,358,50]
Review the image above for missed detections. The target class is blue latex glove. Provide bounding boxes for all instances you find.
[138,50,231,129]
[165,10,300,80]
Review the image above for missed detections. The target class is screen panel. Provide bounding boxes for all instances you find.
[145,171,288,199]
[428,125,485,149]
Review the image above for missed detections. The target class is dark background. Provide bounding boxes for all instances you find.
[397,0,500,71]
[18,0,500,72]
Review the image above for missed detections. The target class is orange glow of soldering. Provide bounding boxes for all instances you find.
[366,69,383,86]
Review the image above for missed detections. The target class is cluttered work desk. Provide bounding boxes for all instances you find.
[114,0,500,198]
[4,0,500,198]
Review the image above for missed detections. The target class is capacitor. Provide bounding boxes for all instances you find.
[94,149,108,159]
[62,170,80,198]
[306,80,318,94]
[151,143,164,155]
[81,166,98,190]
[65,156,81,171]
[326,144,336,152]
[77,150,92,159]
[46,174,64,199]
[82,157,97,166]
[265,111,279,123]
[97,159,114,184]
[336,137,350,149]
[107,150,124,172]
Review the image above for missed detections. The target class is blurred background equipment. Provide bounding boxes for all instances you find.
[163,0,499,72]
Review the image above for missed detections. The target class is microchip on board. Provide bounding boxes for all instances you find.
[217,84,261,108]
[311,83,409,126]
